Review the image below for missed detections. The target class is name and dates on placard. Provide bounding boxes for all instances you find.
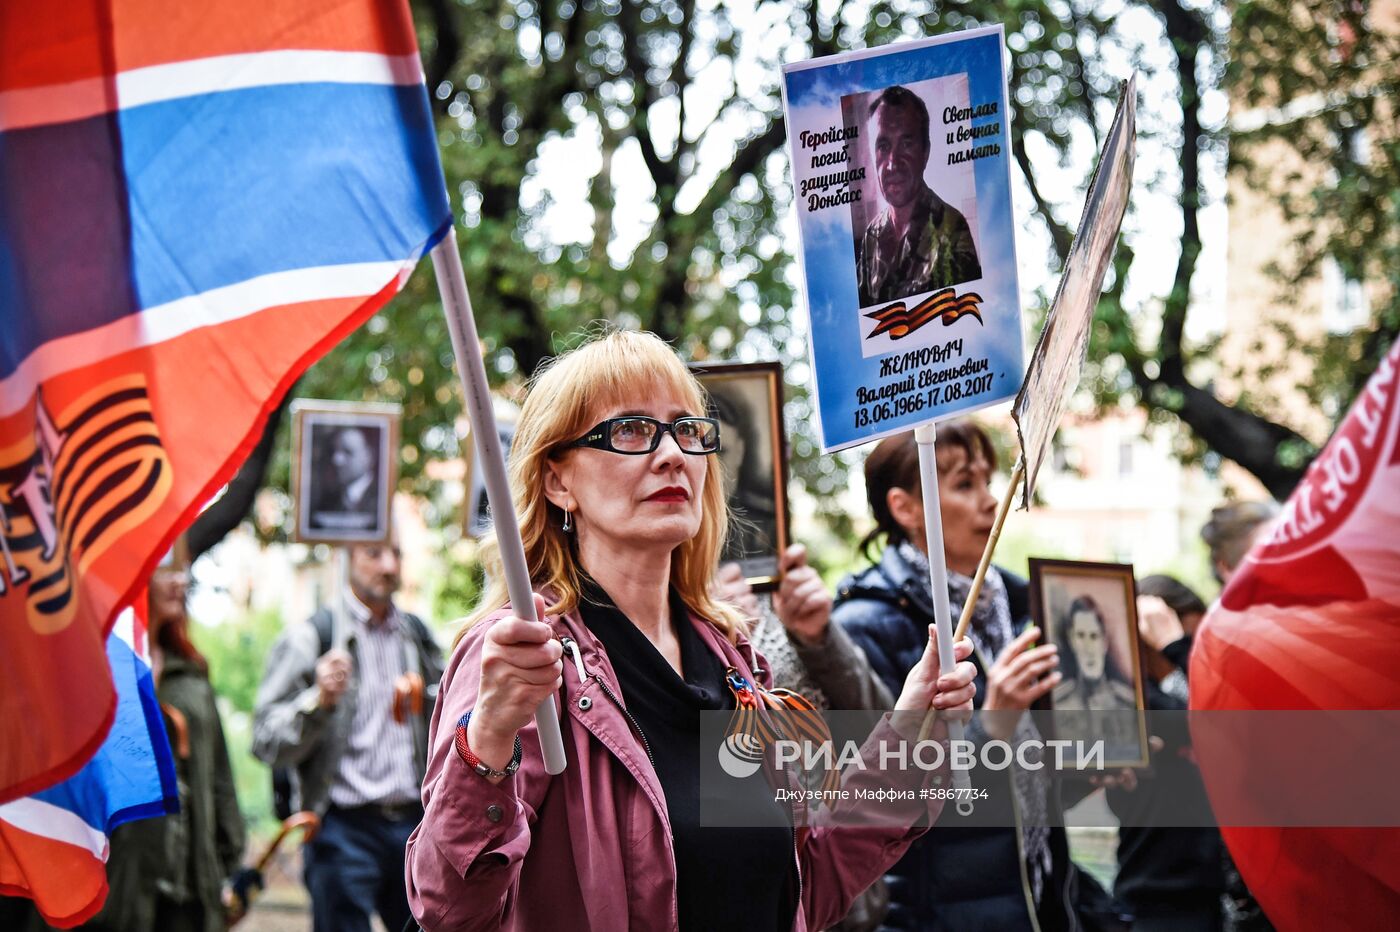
[851,340,996,429]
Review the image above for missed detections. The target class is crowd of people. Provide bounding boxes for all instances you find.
[4,330,1286,932]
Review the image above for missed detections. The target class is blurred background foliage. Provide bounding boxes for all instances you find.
[248,0,1398,535]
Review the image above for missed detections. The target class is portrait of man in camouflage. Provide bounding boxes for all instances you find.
[855,84,982,307]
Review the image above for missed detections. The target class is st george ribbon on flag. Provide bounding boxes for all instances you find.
[1010,77,1136,507]
[1191,338,1400,931]
[0,0,452,804]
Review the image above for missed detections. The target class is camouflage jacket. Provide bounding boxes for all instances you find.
[856,185,981,306]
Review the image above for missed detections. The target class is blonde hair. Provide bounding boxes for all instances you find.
[455,329,744,646]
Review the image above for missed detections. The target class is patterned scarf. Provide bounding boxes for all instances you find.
[897,542,1054,905]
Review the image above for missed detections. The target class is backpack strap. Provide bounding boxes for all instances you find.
[309,607,334,657]
[400,612,434,653]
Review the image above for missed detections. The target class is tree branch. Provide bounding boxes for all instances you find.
[187,391,293,562]
[618,2,674,192]
[1157,377,1312,499]
[1154,0,1207,382]
[670,0,697,173]
[591,127,618,255]
[421,0,462,116]
[1010,120,1074,263]
[1118,0,1311,497]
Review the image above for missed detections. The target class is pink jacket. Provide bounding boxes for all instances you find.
[405,602,948,931]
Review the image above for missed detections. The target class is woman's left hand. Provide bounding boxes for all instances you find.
[894,625,977,714]
[773,544,833,645]
[712,562,760,623]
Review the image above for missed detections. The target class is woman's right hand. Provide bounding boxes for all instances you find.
[981,626,1060,740]
[1136,595,1185,651]
[466,594,564,777]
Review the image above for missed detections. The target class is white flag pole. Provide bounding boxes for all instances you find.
[913,422,974,815]
[430,229,568,776]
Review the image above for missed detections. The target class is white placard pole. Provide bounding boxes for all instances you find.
[332,547,350,653]
[913,423,974,815]
[430,231,567,776]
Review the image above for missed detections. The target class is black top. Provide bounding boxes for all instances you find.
[578,580,795,932]
[1107,635,1226,913]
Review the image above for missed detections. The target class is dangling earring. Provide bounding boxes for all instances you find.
[561,508,573,533]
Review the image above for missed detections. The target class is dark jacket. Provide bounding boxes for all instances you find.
[1107,636,1226,918]
[834,545,1081,932]
[88,653,244,932]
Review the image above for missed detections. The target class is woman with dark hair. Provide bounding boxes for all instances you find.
[833,422,1104,932]
[79,562,245,932]
[1135,575,1206,700]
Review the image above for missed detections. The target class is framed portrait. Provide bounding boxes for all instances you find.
[462,401,520,539]
[291,400,401,545]
[1028,558,1149,768]
[690,362,790,591]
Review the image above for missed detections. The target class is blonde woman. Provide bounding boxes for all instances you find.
[405,330,977,931]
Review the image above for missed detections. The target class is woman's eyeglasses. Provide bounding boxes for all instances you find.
[570,416,721,455]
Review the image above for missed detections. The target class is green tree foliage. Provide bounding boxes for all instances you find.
[297,0,1118,530]
[1228,0,1400,424]
[283,0,1396,526]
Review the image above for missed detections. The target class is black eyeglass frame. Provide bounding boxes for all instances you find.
[569,416,722,455]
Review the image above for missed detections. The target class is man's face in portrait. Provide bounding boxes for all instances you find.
[870,99,930,210]
[1070,610,1108,681]
[331,428,373,486]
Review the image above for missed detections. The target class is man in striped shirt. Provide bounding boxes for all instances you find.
[254,542,444,932]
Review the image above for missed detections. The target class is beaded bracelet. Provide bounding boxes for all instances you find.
[455,711,523,779]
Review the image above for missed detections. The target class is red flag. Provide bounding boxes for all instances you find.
[0,0,450,802]
[1191,339,1400,930]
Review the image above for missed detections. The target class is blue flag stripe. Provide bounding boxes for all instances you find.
[123,80,448,310]
[29,632,177,834]
[0,80,449,380]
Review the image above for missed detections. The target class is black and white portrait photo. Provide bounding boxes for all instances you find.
[463,404,519,539]
[292,401,400,544]
[1030,558,1149,768]
[692,362,789,589]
